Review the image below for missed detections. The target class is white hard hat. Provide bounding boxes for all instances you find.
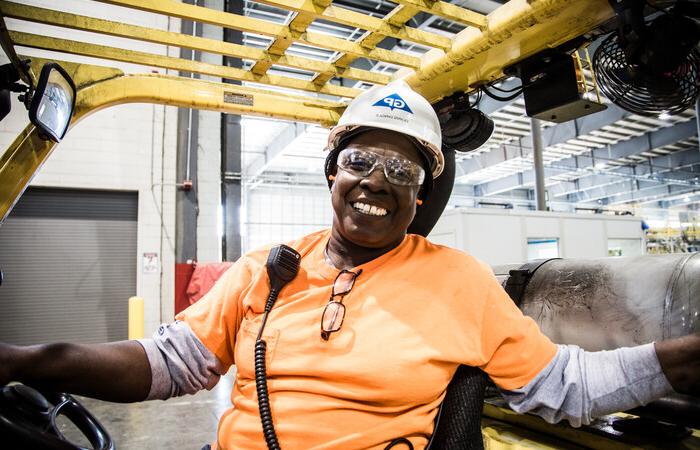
[328,79,444,178]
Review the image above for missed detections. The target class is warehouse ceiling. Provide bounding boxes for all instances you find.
[2,0,699,213]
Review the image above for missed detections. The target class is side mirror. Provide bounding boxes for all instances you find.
[28,63,76,142]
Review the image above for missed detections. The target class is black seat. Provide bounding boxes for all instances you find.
[409,147,488,449]
[427,365,488,449]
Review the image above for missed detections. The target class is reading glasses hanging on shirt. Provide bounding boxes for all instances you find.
[321,269,362,340]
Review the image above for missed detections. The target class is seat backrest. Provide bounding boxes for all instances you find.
[407,143,486,448]
[427,365,488,450]
[407,147,456,237]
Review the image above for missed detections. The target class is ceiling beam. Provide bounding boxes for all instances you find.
[656,192,700,208]
[605,184,699,206]
[551,146,700,199]
[475,119,698,196]
[569,151,700,203]
[571,171,700,204]
[246,169,328,188]
[458,104,630,177]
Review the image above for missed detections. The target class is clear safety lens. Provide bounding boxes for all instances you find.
[337,149,425,186]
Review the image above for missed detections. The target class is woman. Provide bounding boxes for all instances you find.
[1,80,698,449]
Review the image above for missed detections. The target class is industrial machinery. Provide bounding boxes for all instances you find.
[500,254,700,349]
[492,254,700,448]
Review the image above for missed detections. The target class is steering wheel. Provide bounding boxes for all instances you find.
[0,384,114,450]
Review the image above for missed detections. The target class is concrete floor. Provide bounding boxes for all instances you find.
[59,370,235,450]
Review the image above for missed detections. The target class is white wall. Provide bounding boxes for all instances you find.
[244,186,333,251]
[429,208,644,266]
[0,0,182,335]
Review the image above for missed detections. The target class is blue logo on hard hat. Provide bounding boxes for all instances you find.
[373,93,413,113]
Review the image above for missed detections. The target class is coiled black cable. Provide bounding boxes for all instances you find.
[384,437,414,449]
[255,244,301,450]
[255,341,279,449]
[256,289,281,450]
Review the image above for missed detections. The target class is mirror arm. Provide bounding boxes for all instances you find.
[18,85,33,110]
[0,16,35,87]
[0,63,32,109]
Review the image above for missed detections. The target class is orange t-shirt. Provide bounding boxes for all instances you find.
[177,229,556,449]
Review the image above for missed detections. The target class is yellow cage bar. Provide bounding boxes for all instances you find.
[10,31,361,98]
[0,1,391,86]
[88,0,423,68]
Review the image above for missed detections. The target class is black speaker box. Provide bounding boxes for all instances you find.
[513,50,606,123]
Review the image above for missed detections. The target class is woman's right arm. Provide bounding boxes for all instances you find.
[0,255,253,404]
[0,340,151,403]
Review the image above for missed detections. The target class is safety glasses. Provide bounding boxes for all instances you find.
[337,148,425,186]
[321,269,362,340]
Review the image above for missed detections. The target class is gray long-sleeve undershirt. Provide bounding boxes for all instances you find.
[138,321,225,399]
[138,321,673,427]
[502,343,672,426]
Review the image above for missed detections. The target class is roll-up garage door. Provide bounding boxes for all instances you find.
[0,188,137,345]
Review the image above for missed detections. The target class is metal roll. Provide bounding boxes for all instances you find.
[515,253,700,351]
[494,254,700,426]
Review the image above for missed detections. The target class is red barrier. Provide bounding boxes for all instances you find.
[175,263,195,316]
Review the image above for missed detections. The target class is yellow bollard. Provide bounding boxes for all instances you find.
[128,296,145,340]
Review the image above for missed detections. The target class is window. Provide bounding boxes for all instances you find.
[527,238,559,260]
[608,238,643,256]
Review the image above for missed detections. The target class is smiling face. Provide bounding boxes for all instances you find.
[329,129,424,250]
